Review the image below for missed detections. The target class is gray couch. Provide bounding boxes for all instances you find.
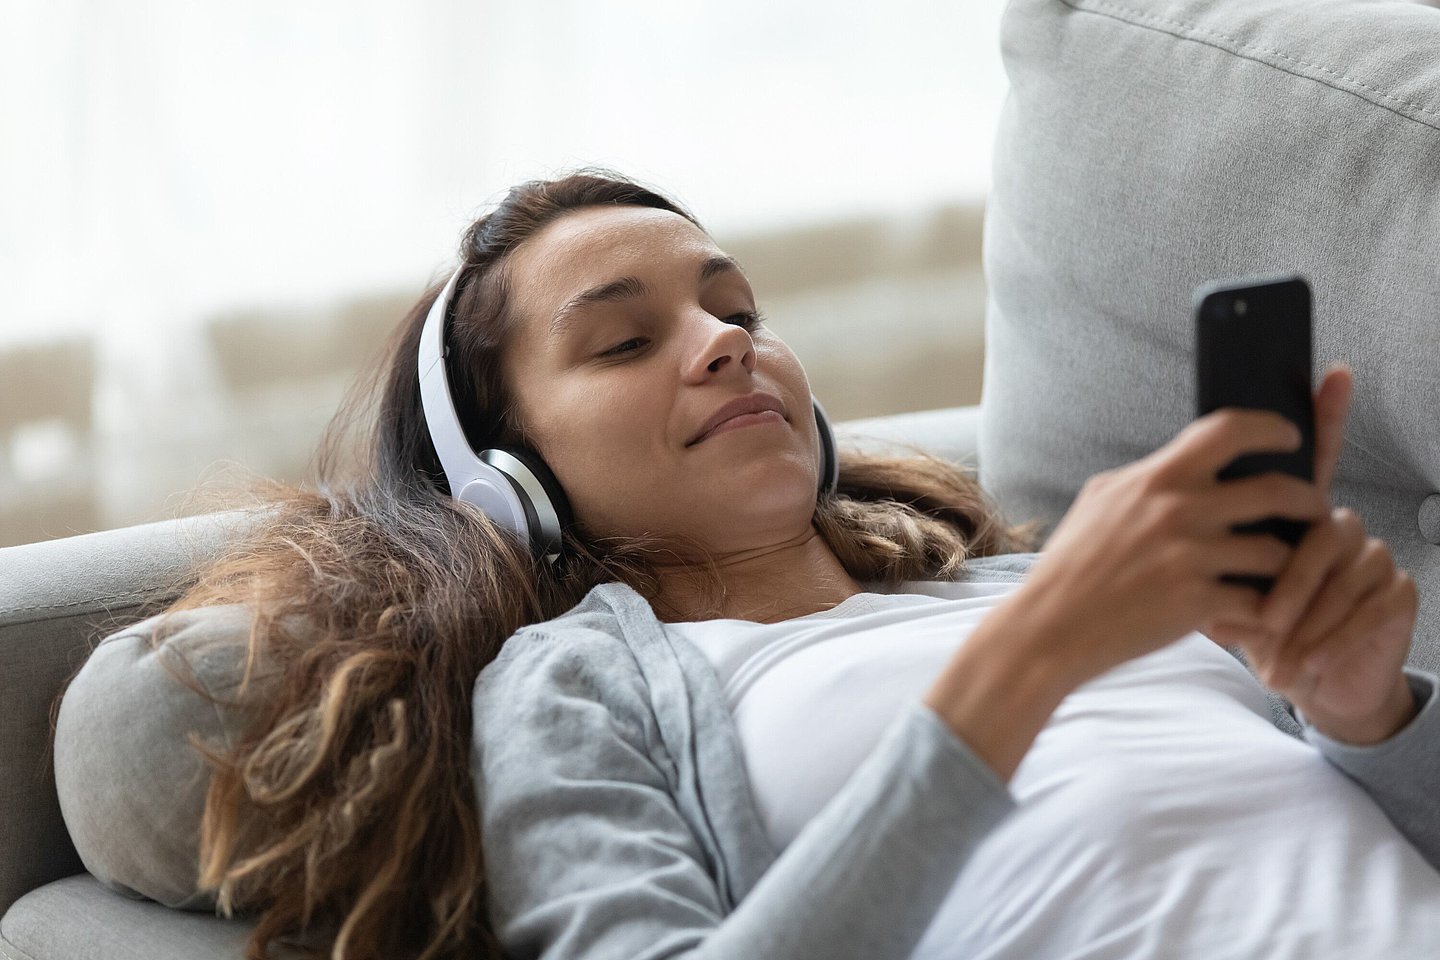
[6,0,1440,954]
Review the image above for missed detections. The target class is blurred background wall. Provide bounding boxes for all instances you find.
[0,0,1009,549]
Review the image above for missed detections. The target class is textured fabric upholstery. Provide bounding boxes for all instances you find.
[980,0,1440,670]
[0,875,271,960]
[53,605,279,912]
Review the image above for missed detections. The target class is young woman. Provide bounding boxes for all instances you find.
[154,169,1437,959]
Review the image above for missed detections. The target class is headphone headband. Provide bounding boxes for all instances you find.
[417,266,568,559]
[416,266,475,491]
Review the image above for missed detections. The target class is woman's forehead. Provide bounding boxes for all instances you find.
[506,207,728,333]
[512,207,717,291]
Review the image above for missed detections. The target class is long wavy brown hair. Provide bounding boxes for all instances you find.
[145,168,1038,959]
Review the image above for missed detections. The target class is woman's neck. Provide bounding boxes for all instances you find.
[647,524,866,624]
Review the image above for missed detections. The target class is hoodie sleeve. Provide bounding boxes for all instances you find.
[1300,668,1440,873]
[471,625,1015,960]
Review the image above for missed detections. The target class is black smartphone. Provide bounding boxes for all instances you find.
[1194,273,1315,594]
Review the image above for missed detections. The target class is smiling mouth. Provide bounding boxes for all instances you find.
[690,409,788,445]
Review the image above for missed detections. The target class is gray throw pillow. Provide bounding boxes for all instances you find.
[980,0,1440,671]
[53,605,279,911]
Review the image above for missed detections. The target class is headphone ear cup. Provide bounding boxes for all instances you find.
[811,396,839,495]
[479,447,574,558]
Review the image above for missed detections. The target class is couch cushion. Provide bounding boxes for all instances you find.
[0,873,273,960]
[52,605,280,913]
[981,0,1440,670]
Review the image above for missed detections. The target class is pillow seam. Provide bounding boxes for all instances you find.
[1061,0,1440,132]
[168,633,244,758]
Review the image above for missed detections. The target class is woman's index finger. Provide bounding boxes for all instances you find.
[1179,408,1302,484]
[1313,364,1353,496]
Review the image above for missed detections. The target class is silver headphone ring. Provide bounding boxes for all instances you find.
[479,448,565,558]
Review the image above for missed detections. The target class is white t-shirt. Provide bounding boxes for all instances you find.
[666,579,1440,959]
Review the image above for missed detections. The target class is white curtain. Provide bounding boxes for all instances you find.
[0,0,1007,539]
[1,0,1006,346]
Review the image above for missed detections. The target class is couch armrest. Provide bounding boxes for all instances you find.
[0,510,257,919]
[835,404,982,469]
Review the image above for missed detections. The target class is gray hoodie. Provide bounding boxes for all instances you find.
[470,553,1440,960]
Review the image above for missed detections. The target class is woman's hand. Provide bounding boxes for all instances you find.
[1206,365,1420,745]
[931,414,1320,782]
[1018,404,1330,686]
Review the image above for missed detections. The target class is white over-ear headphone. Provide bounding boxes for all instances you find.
[417,263,840,560]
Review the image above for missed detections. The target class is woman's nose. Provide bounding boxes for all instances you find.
[687,315,755,379]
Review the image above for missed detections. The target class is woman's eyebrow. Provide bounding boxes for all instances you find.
[548,254,745,340]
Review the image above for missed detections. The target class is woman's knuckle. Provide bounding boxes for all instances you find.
[1190,412,1224,438]
[1081,469,1116,498]
[1216,408,1247,430]
[1337,508,1365,539]
[1133,459,1172,493]
[1158,540,1192,578]
[1152,492,1189,529]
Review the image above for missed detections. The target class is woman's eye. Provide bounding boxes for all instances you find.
[599,311,763,359]
[601,337,646,357]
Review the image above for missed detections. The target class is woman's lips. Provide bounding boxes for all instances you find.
[692,409,787,443]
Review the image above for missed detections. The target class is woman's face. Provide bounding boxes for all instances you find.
[500,205,822,557]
